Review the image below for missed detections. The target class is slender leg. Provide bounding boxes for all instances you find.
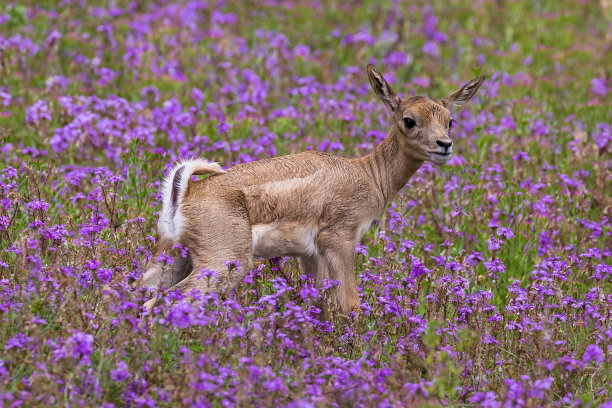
[299,255,327,284]
[140,237,173,290]
[300,255,330,321]
[145,195,252,310]
[320,241,360,317]
[141,239,193,290]
[300,239,360,320]
[170,252,252,299]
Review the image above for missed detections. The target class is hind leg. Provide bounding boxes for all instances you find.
[170,250,252,300]
[141,237,173,290]
[145,195,253,309]
[168,252,194,286]
[141,239,193,290]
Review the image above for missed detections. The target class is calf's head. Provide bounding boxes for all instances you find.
[367,64,486,165]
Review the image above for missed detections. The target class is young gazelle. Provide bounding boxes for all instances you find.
[141,65,486,314]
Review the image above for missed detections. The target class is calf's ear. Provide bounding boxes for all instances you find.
[441,75,487,110]
[367,64,401,114]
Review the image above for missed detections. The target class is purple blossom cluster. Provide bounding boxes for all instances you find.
[1,0,611,407]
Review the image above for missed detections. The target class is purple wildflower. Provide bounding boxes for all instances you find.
[25,100,52,125]
[110,361,130,381]
[469,391,500,408]
[591,78,608,97]
[69,332,94,364]
[582,344,604,365]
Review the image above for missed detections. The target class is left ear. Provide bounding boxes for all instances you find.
[367,64,401,114]
[441,75,487,110]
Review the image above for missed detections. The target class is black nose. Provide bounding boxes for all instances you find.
[436,140,452,150]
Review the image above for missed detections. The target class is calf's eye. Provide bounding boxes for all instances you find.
[403,117,416,129]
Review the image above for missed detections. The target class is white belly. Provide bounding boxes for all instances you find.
[251,222,318,259]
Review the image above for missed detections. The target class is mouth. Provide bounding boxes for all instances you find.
[428,151,452,163]
[429,151,451,157]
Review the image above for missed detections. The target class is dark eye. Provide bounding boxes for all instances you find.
[449,119,454,128]
[403,117,416,129]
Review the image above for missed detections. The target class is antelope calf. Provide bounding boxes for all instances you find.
[141,65,485,314]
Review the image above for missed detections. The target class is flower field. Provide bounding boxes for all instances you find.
[0,0,611,406]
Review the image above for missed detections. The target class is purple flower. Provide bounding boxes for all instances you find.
[45,75,71,91]
[97,268,113,284]
[528,377,553,399]
[482,335,499,345]
[211,11,237,25]
[45,29,62,47]
[582,344,604,365]
[0,359,7,381]
[41,224,68,241]
[97,67,117,86]
[496,227,515,240]
[168,301,195,328]
[512,150,530,161]
[466,251,484,266]
[0,216,10,232]
[341,29,376,46]
[5,333,31,350]
[141,86,159,102]
[293,44,310,57]
[217,121,231,133]
[299,283,318,301]
[413,77,430,87]
[110,360,130,381]
[422,41,440,57]
[263,377,284,392]
[25,100,52,125]
[192,88,204,107]
[0,89,11,107]
[487,237,502,251]
[191,371,219,392]
[483,259,506,273]
[591,78,608,97]
[25,199,49,213]
[69,332,94,364]
[469,391,500,408]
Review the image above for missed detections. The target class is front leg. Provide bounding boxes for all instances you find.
[314,237,361,316]
[324,242,361,316]
[299,255,329,287]
[299,255,331,321]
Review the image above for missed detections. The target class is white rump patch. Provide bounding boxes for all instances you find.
[158,158,224,241]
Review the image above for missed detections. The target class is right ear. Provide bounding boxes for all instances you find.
[441,75,487,110]
[367,64,400,114]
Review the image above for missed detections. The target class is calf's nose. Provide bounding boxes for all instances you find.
[436,140,452,150]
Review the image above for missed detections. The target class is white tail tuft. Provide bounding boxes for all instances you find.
[158,158,224,241]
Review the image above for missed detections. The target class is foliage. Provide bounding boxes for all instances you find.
[0,0,611,406]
